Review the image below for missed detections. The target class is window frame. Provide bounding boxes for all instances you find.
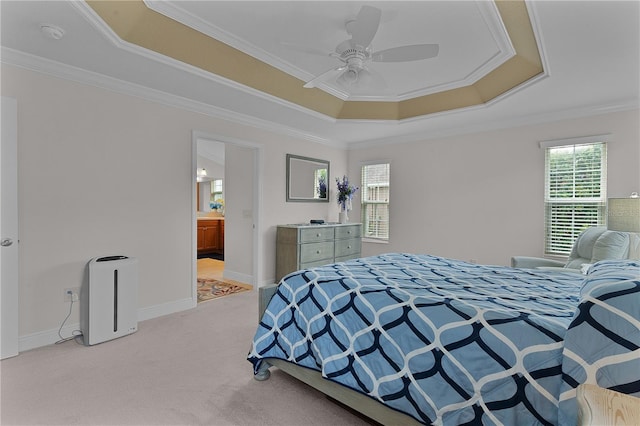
[540,135,608,257]
[360,162,391,242]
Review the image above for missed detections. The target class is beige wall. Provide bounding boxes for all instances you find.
[4,62,638,351]
[1,64,346,349]
[348,109,640,265]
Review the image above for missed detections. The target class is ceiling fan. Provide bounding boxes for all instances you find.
[300,5,439,89]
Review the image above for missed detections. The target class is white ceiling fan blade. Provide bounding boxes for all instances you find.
[303,65,346,88]
[335,39,354,55]
[372,44,440,62]
[350,5,381,48]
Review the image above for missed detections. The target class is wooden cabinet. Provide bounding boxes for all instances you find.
[197,219,224,254]
[276,223,362,281]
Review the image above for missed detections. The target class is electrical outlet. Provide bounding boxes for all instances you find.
[63,287,80,302]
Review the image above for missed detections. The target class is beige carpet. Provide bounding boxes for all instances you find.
[0,289,372,425]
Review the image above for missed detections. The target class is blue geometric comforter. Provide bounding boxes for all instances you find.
[248,254,640,425]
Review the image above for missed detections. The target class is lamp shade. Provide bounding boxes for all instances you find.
[607,197,640,232]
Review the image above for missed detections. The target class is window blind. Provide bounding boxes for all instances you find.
[544,142,606,256]
[361,163,390,240]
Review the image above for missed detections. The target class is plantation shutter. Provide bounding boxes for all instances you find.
[361,163,390,240]
[544,141,607,256]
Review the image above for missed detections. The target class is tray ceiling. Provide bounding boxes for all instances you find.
[1,1,638,146]
[87,0,544,120]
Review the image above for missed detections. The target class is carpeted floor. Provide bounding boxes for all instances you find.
[1,289,372,425]
[197,278,252,303]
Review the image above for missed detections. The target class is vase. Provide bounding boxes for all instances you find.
[339,209,349,224]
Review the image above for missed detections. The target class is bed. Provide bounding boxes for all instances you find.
[248,253,640,425]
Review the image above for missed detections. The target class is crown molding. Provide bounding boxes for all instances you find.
[348,99,639,150]
[0,47,343,148]
[70,1,339,124]
[3,46,635,152]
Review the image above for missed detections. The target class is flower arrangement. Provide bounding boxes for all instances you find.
[336,175,358,211]
[210,198,225,212]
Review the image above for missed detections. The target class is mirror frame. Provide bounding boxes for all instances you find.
[286,154,330,202]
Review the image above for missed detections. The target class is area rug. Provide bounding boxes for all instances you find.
[197,278,252,303]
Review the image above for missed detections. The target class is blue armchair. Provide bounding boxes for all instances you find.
[511,227,631,272]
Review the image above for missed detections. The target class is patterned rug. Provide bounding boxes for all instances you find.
[197,278,252,303]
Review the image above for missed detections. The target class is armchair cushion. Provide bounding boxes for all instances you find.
[565,228,629,269]
[510,256,565,269]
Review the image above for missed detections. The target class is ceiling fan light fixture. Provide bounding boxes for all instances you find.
[343,67,359,85]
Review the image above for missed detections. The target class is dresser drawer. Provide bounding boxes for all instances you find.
[300,258,333,271]
[299,227,334,243]
[335,225,361,240]
[335,237,361,258]
[299,241,334,264]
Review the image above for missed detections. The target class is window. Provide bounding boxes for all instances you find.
[543,139,607,256]
[361,163,390,240]
[211,179,223,204]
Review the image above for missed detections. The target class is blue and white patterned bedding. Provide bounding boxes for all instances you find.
[248,254,640,425]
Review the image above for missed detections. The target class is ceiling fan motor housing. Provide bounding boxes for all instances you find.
[340,48,368,69]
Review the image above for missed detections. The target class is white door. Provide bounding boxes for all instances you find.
[1,96,19,359]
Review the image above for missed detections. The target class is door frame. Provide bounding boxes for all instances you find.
[191,130,263,303]
[1,96,19,359]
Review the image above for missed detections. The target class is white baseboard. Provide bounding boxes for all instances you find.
[223,269,254,285]
[18,297,195,352]
[137,297,195,322]
[18,324,83,353]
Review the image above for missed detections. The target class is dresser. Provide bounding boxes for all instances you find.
[276,223,362,281]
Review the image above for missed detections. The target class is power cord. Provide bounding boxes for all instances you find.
[56,297,83,345]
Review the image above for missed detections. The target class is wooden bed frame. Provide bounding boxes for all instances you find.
[256,284,422,425]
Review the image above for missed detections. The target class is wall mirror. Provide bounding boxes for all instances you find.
[286,154,329,202]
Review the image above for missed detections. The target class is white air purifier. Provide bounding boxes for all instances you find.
[82,256,138,345]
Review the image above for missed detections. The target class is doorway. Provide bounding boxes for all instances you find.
[192,132,262,305]
[196,139,226,288]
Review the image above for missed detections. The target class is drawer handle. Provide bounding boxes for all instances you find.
[316,233,321,237]
[347,245,351,249]
[347,230,351,234]
[316,250,321,254]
